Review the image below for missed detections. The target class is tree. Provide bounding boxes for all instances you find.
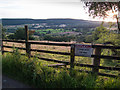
[85,35,93,43]
[92,22,109,41]
[2,27,7,39]
[83,2,120,33]
[92,22,120,45]
[8,34,14,39]
[8,28,35,40]
[14,28,25,40]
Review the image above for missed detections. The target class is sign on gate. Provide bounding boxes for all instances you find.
[75,44,93,57]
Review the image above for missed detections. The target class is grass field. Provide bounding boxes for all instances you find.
[35,29,72,34]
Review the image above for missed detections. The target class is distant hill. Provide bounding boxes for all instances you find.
[2,18,105,28]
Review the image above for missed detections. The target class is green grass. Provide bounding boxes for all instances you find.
[2,51,120,88]
[36,29,72,34]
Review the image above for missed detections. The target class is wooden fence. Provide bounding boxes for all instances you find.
[2,25,120,78]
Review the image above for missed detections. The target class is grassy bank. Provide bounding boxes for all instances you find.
[2,51,120,88]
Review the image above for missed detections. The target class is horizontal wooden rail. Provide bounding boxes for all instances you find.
[3,51,12,53]
[3,40,120,49]
[98,73,118,78]
[29,41,72,46]
[3,46,70,55]
[30,49,70,55]
[92,45,120,49]
[91,55,120,60]
[48,63,67,67]
[75,63,120,71]
[3,45,26,50]
[2,40,72,46]
[3,40,26,43]
[99,66,120,71]
[34,57,70,64]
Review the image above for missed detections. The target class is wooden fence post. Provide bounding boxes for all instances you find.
[70,44,75,71]
[1,41,4,55]
[92,47,101,74]
[25,25,31,58]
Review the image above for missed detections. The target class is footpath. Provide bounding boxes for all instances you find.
[2,75,32,88]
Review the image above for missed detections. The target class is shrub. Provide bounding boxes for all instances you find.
[2,52,120,88]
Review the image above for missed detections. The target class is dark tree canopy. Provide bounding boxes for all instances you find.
[8,28,35,40]
[83,1,120,32]
[2,27,7,39]
[84,2,119,18]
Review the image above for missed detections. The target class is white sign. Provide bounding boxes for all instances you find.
[75,44,93,57]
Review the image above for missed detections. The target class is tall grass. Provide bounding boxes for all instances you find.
[2,51,120,88]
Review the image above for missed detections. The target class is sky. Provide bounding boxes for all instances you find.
[0,0,118,22]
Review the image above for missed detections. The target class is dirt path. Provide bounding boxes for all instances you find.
[2,75,32,88]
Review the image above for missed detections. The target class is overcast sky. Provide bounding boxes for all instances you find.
[0,0,94,20]
[0,0,118,22]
